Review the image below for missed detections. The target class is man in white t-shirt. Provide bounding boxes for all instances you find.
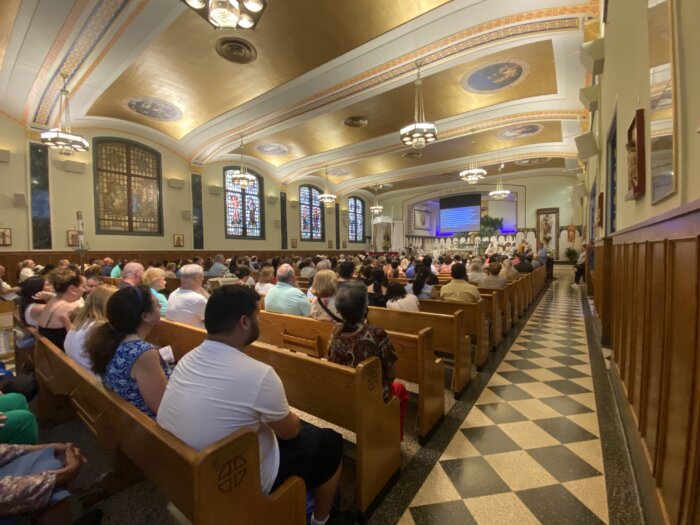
[158,286,343,525]
[166,264,208,328]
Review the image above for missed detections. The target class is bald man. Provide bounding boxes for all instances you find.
[263,264,311,317]
[119,262,145,288]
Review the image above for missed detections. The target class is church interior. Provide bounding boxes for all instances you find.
[0,0,699,523]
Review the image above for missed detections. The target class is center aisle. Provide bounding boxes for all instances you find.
[399,274,609,524]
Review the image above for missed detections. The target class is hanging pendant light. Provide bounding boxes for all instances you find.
[489,162,511,200]
[318,166,337,204]
[182,0,266,30]
[460,130,486,184]
[230,135,257,188]
[369,186,383,215]
[40,74,89,156]
[399,63,437,149]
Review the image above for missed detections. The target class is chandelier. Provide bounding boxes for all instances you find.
[40,74,89,156]
[459,131,485,184]
[230,135,257,188]
[489,163,511,200]
[369,187,383,215]
[183,0,266,30]
[400,64,437,149]
[318,166,337,204]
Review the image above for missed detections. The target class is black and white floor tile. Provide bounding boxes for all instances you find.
[399,278,609,524]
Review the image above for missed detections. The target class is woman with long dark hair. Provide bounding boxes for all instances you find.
[85,285,169,418]
[368,267,388,307]
[36,269,84,350]
[406,267,434,299]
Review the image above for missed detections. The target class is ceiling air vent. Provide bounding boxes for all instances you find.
[402,150,422,159]
[216,37,258,64]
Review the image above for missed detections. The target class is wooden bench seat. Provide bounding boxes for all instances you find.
[475,291,503,347]
[366,307,471,396]
[147,320,401,515]
[34,336,306,525]
[255,311,445,440]
[479,286,512,335]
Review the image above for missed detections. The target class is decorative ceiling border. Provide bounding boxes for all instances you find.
[31,0,129,126]
[194,5,596,163]
[281,110,587,183]
[337,150,579,196]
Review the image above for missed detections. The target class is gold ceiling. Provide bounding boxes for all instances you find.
[373,157,567,193]
[312,120,563,184]
[236,40,558,167]
[0,0,20,71]
[87,0,451,140]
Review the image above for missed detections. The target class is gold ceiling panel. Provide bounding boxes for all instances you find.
[0,0,21,71]
[376,157,566,193]
[238,40,558,167]
[310,120,563,182]
[87,0,451,139]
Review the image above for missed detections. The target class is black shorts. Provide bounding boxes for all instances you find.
[271,422,343,492]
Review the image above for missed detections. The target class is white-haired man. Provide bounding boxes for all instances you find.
[167,264,208,328]
[264,264,311,317]
[119,262,145,288]
[18,260,36,283]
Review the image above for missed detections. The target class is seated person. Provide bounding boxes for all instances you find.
[385,282,419,312]
[142,267,168,316]
[0,393,37,445]
[479,262,507,289]
[368,268,388,308]
[158,286,343,525]
[440,263,481,303]
[254,266,275,296]
[500,259,520,281]
[36,269,85,350]
[405,267,433,299]
[65,285,117,375]
[19,277,53,328]
[329,283,408,440]
[233,265,255,287]
[264,264,311,317]
[467,260,488,285]
[386,260,405,279]
[166,264,208,329]
[0,265,19,302]
[514,254,534,274]
[336,261,355,290]
[309,270,341,322]
[86,286,169,418]
[119,262,145,288]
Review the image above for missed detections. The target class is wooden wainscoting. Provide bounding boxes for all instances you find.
[594,199,700,525]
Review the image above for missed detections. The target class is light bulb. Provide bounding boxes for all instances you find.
[243,0,263,12]
[185,0,206,8]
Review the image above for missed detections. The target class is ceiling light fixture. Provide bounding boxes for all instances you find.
[460,130,486,184]
[230,135,257,188]
[400,63,437,149]
[182,0,266,30]
[489,162,511,200]
[318,166,337,204]
[40,73,89,156]
[369,186,383,215]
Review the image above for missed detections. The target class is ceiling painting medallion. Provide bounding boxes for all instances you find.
[515,157,552,165]
[461,59,530,93]
[497,123,544,139]
[123,97,183,121]
[255,143,290,156]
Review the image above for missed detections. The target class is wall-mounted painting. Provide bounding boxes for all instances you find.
[413,208,431,231]
[173,234,184,247]
[291,238,297,249]
[66,230,79,247]
[625,109,646,201]
[0,228,11,246]
[536,208,559,258]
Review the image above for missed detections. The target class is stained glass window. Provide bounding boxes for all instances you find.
[348,196,365,243]
[94,138,163,235]
[300,185,324,241]
[224,167,265,239]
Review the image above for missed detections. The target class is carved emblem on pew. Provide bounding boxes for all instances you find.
[218,457,247,492]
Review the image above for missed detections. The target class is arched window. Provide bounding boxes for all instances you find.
[299,185,324,241]
[348,196,365,243]
[224,166,265,239]
[94,138,163,235]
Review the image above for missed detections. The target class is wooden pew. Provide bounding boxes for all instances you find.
[479,286,511,335]
[164,277,181,291]
[33,336,306,525]
[476,291,503,347]
[147,321,401,514]
[255,312,445,440]
[366,307,471,396]
[417,299,489,367]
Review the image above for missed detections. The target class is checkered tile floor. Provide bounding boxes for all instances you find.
[399,277,608,524]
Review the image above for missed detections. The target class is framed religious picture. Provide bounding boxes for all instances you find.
[342,240,347,249]
[625,109,645,200]
[173,234,185,247]
[0,228,11,246]
[291,238,298,249]
[413,208,431,231]
[536,208,559,259]
[66,230,79,247]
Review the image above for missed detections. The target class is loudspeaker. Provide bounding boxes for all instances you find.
[13,193,27,207]
[289,200,298,208]
[579,38,605,76]
[0,149,9,163]
[266,195,278,205]
[575,132,599,160]
[579,85,599,112]
[181,210,192,220]
[62,160,86,174]
[167,178,185,189]
[208,185,223,195]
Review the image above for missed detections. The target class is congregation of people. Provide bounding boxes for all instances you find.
[0,247,556,524]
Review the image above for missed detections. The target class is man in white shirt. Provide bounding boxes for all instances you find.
[166,264,208,328]
[18,260,36,283]
[158,286,342,525]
